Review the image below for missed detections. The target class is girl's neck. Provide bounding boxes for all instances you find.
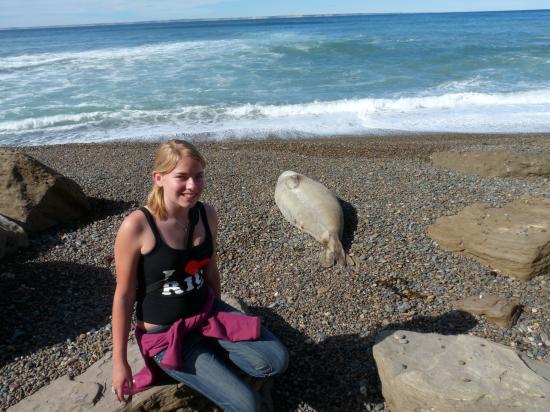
[164,203,191,223]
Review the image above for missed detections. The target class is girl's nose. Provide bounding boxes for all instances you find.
[186,177,198,189]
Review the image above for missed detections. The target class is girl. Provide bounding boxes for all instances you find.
[111,140,288,411]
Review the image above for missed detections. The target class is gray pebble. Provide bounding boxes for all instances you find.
[397,302,412,312]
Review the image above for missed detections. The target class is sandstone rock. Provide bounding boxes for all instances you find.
[8,296,271,412]
[529,137,550,148]
[0,150,90,232]
[431,149,550,177]
[373,330,550,412]
[427,197,550,280]
[7,341,213,412]
[221,292,249,313]
[0,214,28,260]
[518,352,550,381]
[452,293,521,328]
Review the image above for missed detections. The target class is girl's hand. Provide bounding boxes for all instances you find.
[112,361,133,402]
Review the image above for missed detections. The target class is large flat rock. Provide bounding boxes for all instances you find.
[7,341,214,412]
[373,330,550,412]
[427,197,550,280]
[430,149,550,177]
[8,295,271,412]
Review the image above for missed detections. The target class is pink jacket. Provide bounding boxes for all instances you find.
[128,289,261,394]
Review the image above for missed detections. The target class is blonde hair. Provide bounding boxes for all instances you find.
[146,140,206,220]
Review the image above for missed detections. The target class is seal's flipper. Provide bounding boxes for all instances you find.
[320,234,349,268]
[345,253,356,268]
[319,249,336,268]
[328,235,347,267]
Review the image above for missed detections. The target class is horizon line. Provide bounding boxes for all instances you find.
[1,8,548,31]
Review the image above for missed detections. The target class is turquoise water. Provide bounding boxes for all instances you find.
[1,10,550,145]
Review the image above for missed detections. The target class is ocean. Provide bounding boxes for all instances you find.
[1,10,550,146]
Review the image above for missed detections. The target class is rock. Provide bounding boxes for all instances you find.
[518,352,550,381]
[8,340,217,412]
[529,137,550,148]
[397,302,412,313]
[8,295,269,412]
[373,330,550,412]
[452,294,521,328]
[0,150,90,232]
[427,197,550,280]
[0,214,28,260]
[8,341,174,411]
[221,293,249,313]
[7,375,102,411]
[431,149,550,177]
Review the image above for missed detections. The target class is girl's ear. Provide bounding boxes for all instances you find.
[152,170,163,187]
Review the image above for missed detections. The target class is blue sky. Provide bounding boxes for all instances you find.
[0,0,548,29]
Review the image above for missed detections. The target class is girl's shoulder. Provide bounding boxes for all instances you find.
[200,201,216,215]
[200,202,218,235]
[201,202,217,221]
[117,208,149,237]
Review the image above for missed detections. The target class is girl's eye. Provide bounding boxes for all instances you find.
[176,175,203,181]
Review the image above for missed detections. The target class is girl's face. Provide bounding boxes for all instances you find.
[154,156,205,211]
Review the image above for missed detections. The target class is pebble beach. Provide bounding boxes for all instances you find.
[1,133,550,411]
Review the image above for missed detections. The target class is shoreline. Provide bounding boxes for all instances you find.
[1,133,549,410]
[3,131,550,150]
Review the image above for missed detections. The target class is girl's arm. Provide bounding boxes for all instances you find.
[111,212,143,402]
[203,204,221,299]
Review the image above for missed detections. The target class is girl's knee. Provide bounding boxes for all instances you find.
[223,329,289,378]
[252,340,289,377]
[270,341,289,375]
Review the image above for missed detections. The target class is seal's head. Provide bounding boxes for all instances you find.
[278,170,302,190]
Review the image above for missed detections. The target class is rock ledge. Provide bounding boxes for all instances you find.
[373,330,550,412]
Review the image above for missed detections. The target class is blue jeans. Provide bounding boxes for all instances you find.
[150,299,288,412]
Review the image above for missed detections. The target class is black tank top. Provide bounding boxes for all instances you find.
[135,202,212,324]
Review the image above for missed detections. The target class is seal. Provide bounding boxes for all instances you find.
[274,170,354,268]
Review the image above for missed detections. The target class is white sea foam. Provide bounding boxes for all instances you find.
[3,89,550,145]
[436,76,487,92]
[0,112,106,131]
[0,38,249,70]
[226,89,550,117]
